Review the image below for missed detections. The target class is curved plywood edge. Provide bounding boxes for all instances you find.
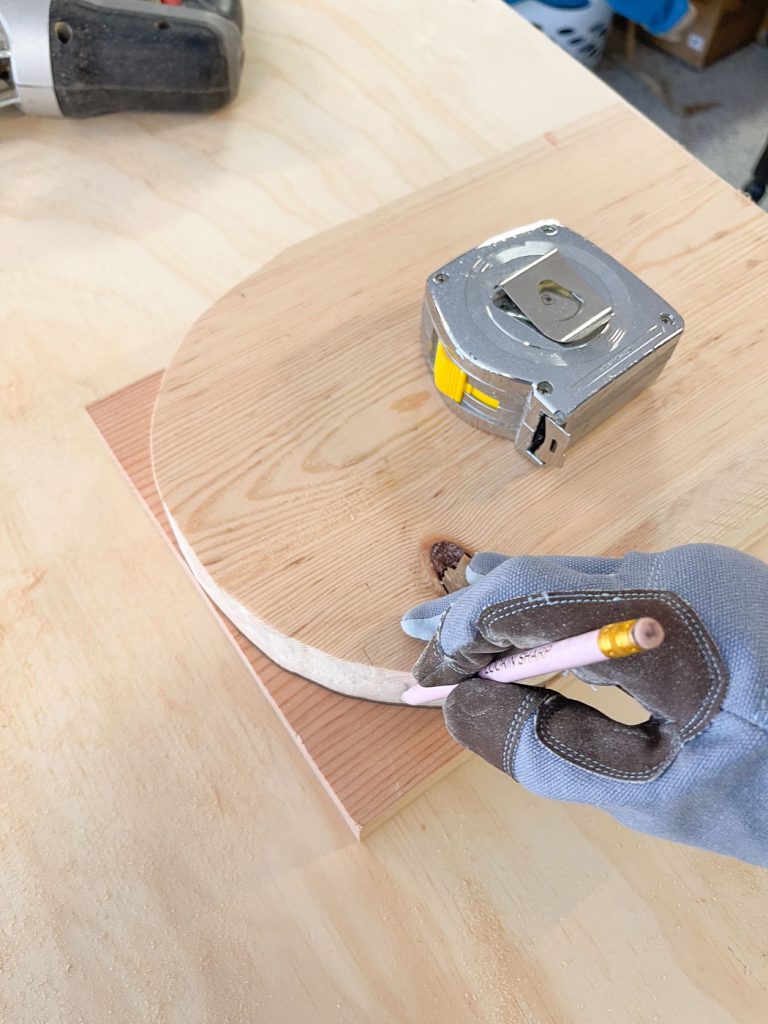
[163,503,413,703]
[152,106,766,702]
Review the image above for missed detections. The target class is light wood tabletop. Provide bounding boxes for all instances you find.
[2,2,766,1022]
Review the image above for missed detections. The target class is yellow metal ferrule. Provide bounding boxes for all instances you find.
[597,619,644,659]
[433,341,499,410]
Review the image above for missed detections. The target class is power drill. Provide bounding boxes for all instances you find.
[0,0,243,116]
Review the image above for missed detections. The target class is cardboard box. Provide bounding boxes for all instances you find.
[650,0,767,67]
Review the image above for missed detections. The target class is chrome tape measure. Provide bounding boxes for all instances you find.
[422,220,683,467]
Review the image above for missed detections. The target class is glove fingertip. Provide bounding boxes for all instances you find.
[466,551,509,582]
[400,588,467,640]
[400,613,440,641]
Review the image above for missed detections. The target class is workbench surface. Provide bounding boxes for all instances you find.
[2,2,766,1021]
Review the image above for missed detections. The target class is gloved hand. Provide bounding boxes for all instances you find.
[401,545,768,867]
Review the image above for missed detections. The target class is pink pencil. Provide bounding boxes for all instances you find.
[401,617,664,707]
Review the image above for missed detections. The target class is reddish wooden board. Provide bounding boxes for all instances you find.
[87,374,465,837]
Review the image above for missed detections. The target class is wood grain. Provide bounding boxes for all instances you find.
[5,1,768,1019]
[88,373,466,837]
[152,104,768,702]
[87,375,649,837]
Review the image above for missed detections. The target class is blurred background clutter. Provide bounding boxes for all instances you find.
[505,0,768,201]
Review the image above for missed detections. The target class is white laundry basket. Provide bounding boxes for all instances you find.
[510,0,613,68]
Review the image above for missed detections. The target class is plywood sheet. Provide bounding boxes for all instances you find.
[151,106,768,704]
[88,374,466,837]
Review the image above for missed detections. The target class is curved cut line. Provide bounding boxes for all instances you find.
[164,505,416,706]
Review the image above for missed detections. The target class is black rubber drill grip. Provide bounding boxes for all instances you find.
[49,0,243,116]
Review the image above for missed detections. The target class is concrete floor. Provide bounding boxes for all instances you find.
[597,31,767,202]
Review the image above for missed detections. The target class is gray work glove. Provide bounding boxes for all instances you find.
[401,545,768,867]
